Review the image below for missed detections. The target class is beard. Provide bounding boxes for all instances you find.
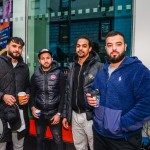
[107,51,125,63]
[77,50,89,59]
[42,65,51,70]
[77,51,84,58]
[41,63,51,70]
[7,50,21,60]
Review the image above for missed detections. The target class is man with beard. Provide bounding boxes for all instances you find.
[86,31,150,150]
[0,37,30,150]
[30,49,65,150]
[62,37,103,150]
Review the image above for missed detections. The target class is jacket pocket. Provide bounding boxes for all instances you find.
[104,107,122,135]
[94,105,105,130]
[86,109,93,121]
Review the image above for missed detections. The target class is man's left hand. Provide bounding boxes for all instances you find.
[50,114,61,125]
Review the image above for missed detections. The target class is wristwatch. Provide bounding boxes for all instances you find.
[57,112,61,116]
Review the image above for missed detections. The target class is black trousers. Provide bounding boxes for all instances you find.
[93,128,142,150]
[35,116,64,150]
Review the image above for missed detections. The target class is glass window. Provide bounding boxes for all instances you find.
[27,0,133,74]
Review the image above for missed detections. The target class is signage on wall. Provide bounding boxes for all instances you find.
[3,0,12,19]
[99,20,112,41]
[0,20,10,48]
[0,0,12,48]
[59,24,69,43]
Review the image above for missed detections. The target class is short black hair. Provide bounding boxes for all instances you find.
[105,31,125,42]
[76,37,92,47]
[6,37,25,47]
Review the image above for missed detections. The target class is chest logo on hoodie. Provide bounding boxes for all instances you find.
[50,74,56,80]
[119,76,122,81]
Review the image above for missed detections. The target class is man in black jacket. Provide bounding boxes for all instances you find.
[0,37,30,150]
[30,49,65,150]
[62,37,103,150]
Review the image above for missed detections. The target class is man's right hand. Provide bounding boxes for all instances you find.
[3,94,16,106]
[31,106,40,119]
[86,93,98,107]
[62,118,69,129]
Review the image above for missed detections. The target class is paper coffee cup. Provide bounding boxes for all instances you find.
[35,110,41,117]
[18,92,26,105]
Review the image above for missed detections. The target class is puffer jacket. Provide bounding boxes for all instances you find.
[62,51,103,123]
[30,61,65,116]
[0,52,30,142]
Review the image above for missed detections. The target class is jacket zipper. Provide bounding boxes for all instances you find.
[75,65,82,113]
[44,72,48,108]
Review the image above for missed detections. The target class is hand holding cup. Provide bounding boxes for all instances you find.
[18,92,26,105]
[86,89,100,107]
[35,110,41,117]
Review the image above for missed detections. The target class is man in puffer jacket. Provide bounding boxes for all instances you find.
[30,49,65,150]
[0,37,30,150]
[87,31,150,150]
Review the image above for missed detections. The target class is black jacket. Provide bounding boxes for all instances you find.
[0,52,30,142]
[30,61,65,117]
[62,51,103,123]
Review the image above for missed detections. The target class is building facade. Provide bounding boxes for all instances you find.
[0,0,134,74]
[0,0,150,146]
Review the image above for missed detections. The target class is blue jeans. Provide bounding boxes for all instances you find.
[35,115,64,150]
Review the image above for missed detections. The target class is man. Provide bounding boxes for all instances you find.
[0,37,30,150]
[62,37,103,150]
[87,31,150,150]
[30,49,65,150]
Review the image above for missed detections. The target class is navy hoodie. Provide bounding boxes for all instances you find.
[91,56,150,139]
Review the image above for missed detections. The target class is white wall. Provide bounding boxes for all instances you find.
[134,1,150,138]
[133,0,150,69]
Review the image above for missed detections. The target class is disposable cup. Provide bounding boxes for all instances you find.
[18,92,26,105]
[35,110,41,117]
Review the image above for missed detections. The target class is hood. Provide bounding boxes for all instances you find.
[73,50,100,65]
[50,60,59,69]
[103,56,142,70]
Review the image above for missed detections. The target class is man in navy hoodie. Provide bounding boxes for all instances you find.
[87,31,150,150]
